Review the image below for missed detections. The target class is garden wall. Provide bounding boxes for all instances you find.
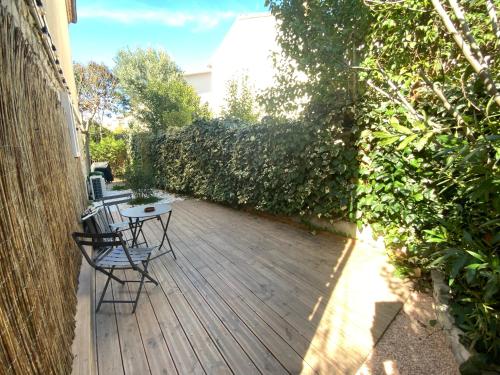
[0,3,86,374]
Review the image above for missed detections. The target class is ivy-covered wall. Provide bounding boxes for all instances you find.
[134,118,358,220]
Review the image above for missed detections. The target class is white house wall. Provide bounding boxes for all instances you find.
[184,71,212,110]
[184,13,281,116]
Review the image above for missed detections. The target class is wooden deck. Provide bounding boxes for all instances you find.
[93,199,407,374]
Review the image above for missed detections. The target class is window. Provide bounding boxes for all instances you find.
[60,91,80,157]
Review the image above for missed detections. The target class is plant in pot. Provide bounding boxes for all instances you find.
[125,164,161,205]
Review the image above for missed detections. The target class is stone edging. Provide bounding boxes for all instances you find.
[431,270,471,365]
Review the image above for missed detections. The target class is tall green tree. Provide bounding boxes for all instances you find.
[74,62,120,170]
[262,0,371,118]
[114,48,210,132]
[221,75,259,123]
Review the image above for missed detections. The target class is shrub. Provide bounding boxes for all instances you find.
[89,135,128,176]
[221,75,259,122]
[114,48,211,132]
[124,164,155,200]
[136,117,358,220]
[267,0,499,361]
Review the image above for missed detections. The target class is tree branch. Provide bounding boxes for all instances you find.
[419,71,465,126]
[366,79,426,125]
[375,63,424,120]
[486,0,500,40]
[431,0,500,107]
[447,0,486,64]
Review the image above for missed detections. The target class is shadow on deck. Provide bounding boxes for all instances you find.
[88,199,407,374]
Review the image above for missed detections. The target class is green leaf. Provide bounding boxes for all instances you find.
[389,120,413,135]
[466,251,486,262]
[397,134,418,150]
[415,131,434,151]
[373,131,396,139]
[378,136,400,146]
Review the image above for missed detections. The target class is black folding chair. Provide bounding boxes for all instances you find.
[100,193,148,246]
[72,231,158,313]
[100,193,132,231]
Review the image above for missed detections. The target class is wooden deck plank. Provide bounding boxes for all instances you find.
[94,272,124,375]
[169,201,403,372]
[167,208,364,373]
[155,255,262,375]
[140,272,205,374]
[112,276,151,374]
[171,236,318,375]
[121,269,178,375]
[175,201,349,294]
[93,198,407,375]
[171,247,294,374]
[167,226,341,373]
[173,202,404,333]
[170,208,355,333]
[148,259,232,374]
[178,200,347,263]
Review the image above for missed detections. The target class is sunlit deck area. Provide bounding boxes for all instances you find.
[92,199,407,374]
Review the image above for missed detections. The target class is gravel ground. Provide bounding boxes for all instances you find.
[357,291,460,375]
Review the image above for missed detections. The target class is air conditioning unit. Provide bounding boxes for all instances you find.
[89,176,106,200]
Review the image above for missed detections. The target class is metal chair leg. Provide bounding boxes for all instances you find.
[97,267,125,284]
[97,267,115,312]
[132,272,146,314]
[132,256,156,313]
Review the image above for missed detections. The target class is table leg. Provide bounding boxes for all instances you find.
[150,211,176,260]
[128,217,141,247]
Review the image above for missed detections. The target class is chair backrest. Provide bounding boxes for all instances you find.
[82,206,111,234]
[94,207,111,233]
[72,231,129,267]
[101,193,132,224]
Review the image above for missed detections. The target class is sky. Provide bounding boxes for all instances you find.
[70,0,269,72]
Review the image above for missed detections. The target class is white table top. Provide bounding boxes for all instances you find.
[121,203,172,219]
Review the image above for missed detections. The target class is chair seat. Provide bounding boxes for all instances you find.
[109,221,129,231]
[95,246,156,268]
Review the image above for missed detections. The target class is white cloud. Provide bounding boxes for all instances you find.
[78,7,236,30]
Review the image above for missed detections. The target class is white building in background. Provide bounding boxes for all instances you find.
[184,13,280,116]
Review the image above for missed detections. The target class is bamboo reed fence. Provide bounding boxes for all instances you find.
[0,6,87,374]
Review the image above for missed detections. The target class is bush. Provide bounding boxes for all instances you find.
[90,135,128,176]
[124,165,155,200]
[136,117,358,220]
[267,0,499,360]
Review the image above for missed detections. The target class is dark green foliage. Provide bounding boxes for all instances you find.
[124,164,155,200]
[90,135,128,176]
[262,0,371,117]
[128,196,161,206]
[354,1,500,358]
[111,184,128,191]
[137,117,358,219]
[268,0,499,360]
[114,48,211,132]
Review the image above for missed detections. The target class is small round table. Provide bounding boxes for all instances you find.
[121,203,175,259]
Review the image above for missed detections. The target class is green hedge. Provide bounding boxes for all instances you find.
[137,118,358,219]
[90,135,128,176]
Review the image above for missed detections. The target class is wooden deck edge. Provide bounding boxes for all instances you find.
[238,202,385,248]
[71,261,97,375]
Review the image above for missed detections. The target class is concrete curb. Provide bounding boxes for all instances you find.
[431,270,472,365]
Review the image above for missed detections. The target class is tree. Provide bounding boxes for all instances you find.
[74,62,120,170]
[221,75,259,123]
[114,48,210,133]
[262,0,372,119]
